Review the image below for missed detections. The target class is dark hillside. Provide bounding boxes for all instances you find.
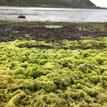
[0,0,97,8]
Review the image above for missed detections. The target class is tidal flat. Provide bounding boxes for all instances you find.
[0,21,107,107]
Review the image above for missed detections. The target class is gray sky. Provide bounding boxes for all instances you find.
[90,0,107,7]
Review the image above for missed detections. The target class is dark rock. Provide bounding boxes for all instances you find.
[18,15,26,19]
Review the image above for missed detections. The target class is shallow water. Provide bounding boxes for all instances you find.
[0,7,107,22]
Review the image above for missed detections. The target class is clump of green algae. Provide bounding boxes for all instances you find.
[0,37,107,107]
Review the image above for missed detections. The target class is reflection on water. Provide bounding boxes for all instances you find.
[0,7,107,22]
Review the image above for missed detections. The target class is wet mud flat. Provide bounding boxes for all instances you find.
[0,21,107,42]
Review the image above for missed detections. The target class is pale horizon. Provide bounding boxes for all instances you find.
[90,0,107,7]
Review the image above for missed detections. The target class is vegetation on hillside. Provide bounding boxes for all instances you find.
[0,0,96,8]
[0,36,107,107]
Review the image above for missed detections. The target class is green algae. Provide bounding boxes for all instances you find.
[0,37,107,107]
[45,25,63,29]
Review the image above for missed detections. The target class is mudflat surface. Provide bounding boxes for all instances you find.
[0,21,107,42]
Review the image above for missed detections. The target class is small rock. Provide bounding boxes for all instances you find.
[18,15,26,19]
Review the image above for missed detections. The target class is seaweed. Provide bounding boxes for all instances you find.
[0,37,107,106]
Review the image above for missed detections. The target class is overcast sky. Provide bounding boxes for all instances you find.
[90,0,107,7]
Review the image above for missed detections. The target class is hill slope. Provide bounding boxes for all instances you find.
[0,0,96,8]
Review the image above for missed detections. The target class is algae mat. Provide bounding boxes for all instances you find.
[0,36,107,107]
